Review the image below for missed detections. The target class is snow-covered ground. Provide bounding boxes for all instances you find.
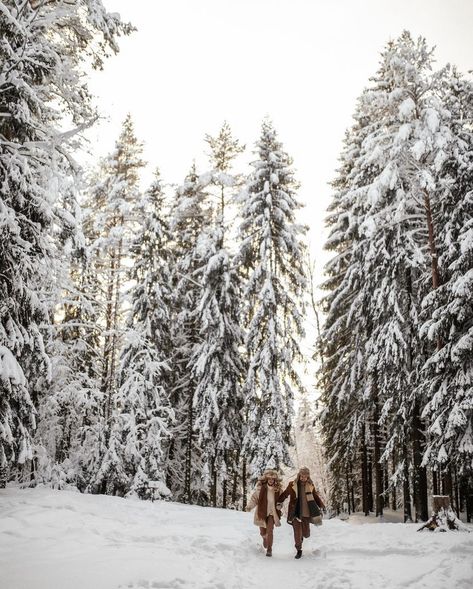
[1,488,472,589]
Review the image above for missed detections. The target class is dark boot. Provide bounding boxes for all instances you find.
[295,549,302,559]
[266,547,272,557]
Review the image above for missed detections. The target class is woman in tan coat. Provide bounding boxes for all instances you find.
[246,469,283,557]
[277,466,325,559]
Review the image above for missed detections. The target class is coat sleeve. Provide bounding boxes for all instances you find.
[246,488,259,512]
[277,483,292,504]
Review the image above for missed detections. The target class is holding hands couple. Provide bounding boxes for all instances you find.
[246,467,325,558]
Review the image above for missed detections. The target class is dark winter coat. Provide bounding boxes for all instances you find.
[278,479,325,524]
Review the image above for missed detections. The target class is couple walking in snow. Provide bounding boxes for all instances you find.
[246,467,325,558]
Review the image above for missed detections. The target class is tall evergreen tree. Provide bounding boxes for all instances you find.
[168,165,210,503]
[239,119,307,477]
[419,70,473,480]
[85,115,145,424]
[191,122,245,507]
[319,32,473,520]
[111,170,174,500]
[0,0,130,484]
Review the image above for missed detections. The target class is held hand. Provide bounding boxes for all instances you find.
[276,503,283,510]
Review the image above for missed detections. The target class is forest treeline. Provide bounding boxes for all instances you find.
[0,1,307,507]
[0,1,472,521]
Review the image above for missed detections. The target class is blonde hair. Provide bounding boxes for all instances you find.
[257,469,283,490]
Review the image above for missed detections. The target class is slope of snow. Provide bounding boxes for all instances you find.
[1,488,472,589]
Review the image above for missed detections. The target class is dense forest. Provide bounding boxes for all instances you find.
[0,2,472,522]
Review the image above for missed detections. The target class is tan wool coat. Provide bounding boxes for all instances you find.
[247,481,283,528]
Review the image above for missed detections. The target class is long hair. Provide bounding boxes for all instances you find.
[256,469,283,492]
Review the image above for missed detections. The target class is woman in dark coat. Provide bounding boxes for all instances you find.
[277,466,325,559]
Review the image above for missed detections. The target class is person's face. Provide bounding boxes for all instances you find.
[299,474,308,483]
[267,476,276,486]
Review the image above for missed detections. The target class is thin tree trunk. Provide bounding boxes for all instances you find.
[222,450,228,509]
[412,402,428,521]
[454,468,461,518]
[184,389,194,504]
[345,466,351,514]
[373,399,384,517]
[403,440,413,523]
[242,459,247,511]
[368,457,373,512]
[362,425,369,516]
[231,450,240,505]
[432,470,439,495]
[212,458,217,507]
[391,453,397,511]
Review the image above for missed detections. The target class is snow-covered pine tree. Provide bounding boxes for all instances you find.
[238,119,307,478]
[191,123,245,507]
[320,32,473,521]
[85,115,145,418]
[168,164,211,503]
[0,0,130,485]
[419,69,473,502]
[84,115,145,494]
[33,184,104,491]
[111,170,174,500]
[318,108,378,514]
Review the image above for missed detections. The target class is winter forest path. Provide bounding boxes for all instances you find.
[0,488,472,589]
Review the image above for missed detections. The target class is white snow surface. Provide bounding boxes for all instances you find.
[1,488,472,589]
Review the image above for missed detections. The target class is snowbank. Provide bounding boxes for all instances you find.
[1,488,472,589]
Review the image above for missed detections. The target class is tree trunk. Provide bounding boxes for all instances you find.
[454,468,461,518]
[345,467,351,514]
[412,402,428,522]
[184,390,194,504]
[231,451,240,506]
[466,477,473,523]
[242,460,247,511]
[367,457,373,512]
[212,461,217,508]
[361,425,369,515]
[432,470,439,495]
[391,453,397,511]
[423,189,441,290]
[403,440,413,523]
[373,398,384,517]
[432,495,450,512]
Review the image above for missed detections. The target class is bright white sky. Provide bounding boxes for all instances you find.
[87,0,473,385]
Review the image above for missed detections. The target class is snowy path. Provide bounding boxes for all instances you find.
[1,489,472,589]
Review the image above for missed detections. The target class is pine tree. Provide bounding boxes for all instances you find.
[0,0,130,484]
[112,170,174,500]
[190,123,245,507]
[34,186,104,490]
[85,115,145,422]
[168,165,210,503]
[239,119,307,477]
[419,70,473,481]
[319,32,473,521]
[84,115,145,493]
